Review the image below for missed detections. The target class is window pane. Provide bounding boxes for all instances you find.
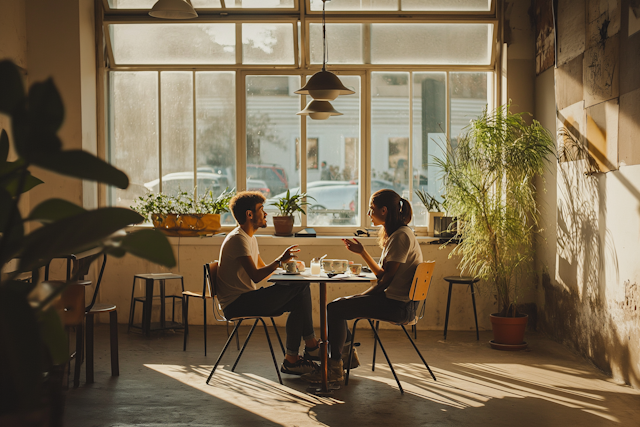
[109,72,159,210]
[412,73,446,226]
[107,0,296,8]
[158,72,194,198]
[196,72,236,226]
[110,24,235,65]
[309,24,363,64]
[402,0,491,11]
[310,0,399,11]
[242,23,295,64]
[307,75,361,227]
[310,0,491,11]
[371,72,410,212]
[450,72,489,148]
[371,24,492,65]
[246,76,301,225]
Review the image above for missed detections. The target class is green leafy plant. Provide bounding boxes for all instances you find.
[269,190,315,217]
[131,188,235,221]
[0,59,176,420]
[415,189,442,212]
[434,104,555,317]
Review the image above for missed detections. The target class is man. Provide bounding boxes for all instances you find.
[320,161,331,181]
[217,191,319,375]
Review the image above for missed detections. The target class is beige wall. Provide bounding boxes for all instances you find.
[532,1,640,390]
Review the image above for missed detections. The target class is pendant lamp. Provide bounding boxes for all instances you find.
[149,0,198,19]
[297,100,343,121]
[296,0,354,119]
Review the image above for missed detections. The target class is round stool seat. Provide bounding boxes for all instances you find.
[76,280,92,286]
[89,303,117,313]
[444,276,479,284]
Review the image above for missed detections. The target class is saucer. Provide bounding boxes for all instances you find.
[282,272,301,275]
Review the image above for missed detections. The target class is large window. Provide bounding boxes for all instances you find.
[105,1,496,233]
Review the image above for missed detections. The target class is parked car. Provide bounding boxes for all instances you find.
[246,178,271,198]
[144,172,227,197]
[247,163,289,195]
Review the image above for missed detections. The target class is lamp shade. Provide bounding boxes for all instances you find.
[149,0,198,19]
[295,71,355,101]
[297,100,343,120]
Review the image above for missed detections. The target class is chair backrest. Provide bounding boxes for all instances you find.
[204,261,219,298]
[408,261,436,302]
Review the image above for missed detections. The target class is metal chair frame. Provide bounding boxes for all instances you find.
[203,262,286,385]
[345,261,438,394]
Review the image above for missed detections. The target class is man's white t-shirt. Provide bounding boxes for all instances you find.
[380,225,423,302]
[216,226,260,310]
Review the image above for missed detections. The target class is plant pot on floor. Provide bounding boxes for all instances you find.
[273,216,294,236]
[490,313,528,348]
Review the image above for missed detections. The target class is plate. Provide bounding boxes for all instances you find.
[282,272,301,275]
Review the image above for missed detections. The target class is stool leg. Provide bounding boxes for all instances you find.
[160,279,166,331]
[372,320,380,371]
[203,297,207,356]
[128,277,136,333]
[74,323,83,388]
[86,313,94,383]
[183,296,189,351]
[470,283,479,341]
[110,311,119,376]
[143,278,153,335]
[444,283,453,340]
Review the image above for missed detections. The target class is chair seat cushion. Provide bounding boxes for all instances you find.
[88,303,117,313]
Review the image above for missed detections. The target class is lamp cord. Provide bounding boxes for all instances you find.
[322,0,327,71]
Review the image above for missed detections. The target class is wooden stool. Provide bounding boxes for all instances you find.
[129,273,185,335]
[443,276,480,341]
[86,303,119,383]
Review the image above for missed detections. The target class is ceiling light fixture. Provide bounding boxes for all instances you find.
[296,0,354,120]
[149,0,198,20]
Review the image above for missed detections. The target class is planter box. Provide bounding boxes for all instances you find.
[151,213,221,236]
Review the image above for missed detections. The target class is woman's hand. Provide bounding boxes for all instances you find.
[278,245,300,264]
[342,238,364,254]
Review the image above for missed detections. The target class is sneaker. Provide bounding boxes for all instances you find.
[280,358,318,375]
[303,345,320,361]
[342,346,361,370]
[301,359,344,384]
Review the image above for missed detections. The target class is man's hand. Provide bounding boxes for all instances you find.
[277,245,300,264]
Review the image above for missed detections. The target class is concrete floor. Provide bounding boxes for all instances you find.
[64,324,640,427]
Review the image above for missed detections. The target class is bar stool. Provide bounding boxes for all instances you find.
[443,276,480,340]
[128,273,185,335]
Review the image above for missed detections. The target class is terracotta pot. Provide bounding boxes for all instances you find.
[490,313,528,345]
[273,216,294,236]
[151,213,221,236]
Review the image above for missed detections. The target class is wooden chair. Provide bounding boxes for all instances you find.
[182,266,214,355]
[204,262,286,385]
[345,261,438,394]
[54,282,85,388]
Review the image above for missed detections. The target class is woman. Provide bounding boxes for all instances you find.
[303,189,423,384]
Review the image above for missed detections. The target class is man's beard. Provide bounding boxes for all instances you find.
[252,217,266,228]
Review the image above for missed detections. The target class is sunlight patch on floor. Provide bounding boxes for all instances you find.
[145,364,342,427]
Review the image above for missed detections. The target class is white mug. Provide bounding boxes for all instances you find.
[283,260,298,273]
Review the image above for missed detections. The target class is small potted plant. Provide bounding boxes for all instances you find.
[132,188,235,236]
[415,189,445,236]
[269,190,314,236]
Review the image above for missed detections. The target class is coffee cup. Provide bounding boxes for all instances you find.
[349,264,362,276]
[283,260,298,273]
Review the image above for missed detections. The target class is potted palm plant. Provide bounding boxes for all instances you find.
[269,190,314,236]
[434,104,554,348]
[132,188,234,236]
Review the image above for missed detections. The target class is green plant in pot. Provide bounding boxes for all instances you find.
[269,190,314,236]
[434,104,554,348]
[0,59,176,424]
[415,189,445,236]
[132,188,235,236]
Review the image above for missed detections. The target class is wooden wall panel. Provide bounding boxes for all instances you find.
[558,0,586,66]
[618,88,640,166]
[556,54,584,110]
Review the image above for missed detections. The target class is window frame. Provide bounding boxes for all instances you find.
[101,1,501,236]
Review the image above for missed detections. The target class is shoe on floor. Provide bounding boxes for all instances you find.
[280,358,317,375]
[342,345,360,370]
[301,359,344,384]
[303,345,320,361]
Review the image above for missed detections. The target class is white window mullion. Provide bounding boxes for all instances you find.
[193,71,197,199]
[158,71,163,193]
